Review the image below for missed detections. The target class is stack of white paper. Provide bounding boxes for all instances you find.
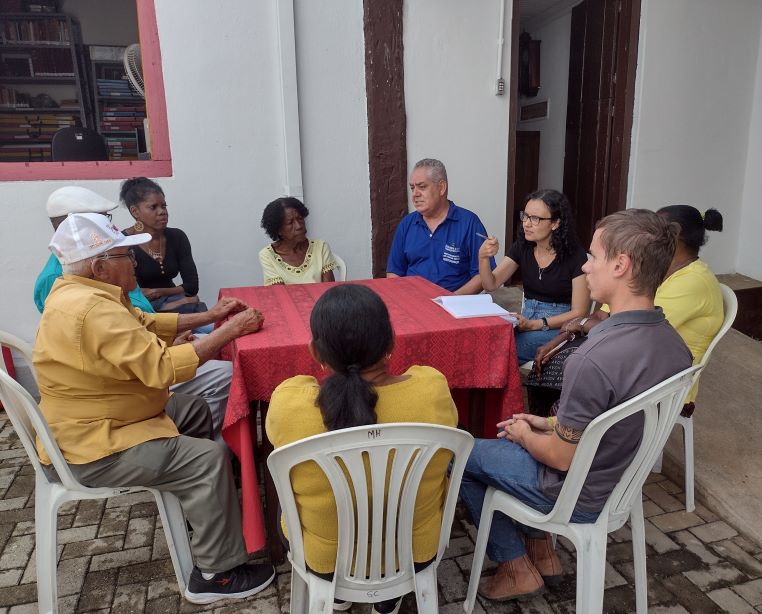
[432,295,517,324]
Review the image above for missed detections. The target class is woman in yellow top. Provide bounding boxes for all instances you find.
[536,205,724,413]
[258,197,337,285]
[265,284,457,614]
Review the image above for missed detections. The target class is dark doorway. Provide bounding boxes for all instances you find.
[511,130,541,242]
[563,0,641,245]
[505,0,641,250]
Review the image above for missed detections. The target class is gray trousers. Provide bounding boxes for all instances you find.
[170,359,232,443]
[67,393,249,573]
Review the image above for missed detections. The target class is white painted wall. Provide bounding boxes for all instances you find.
[518,11,571,191]
[0,0,371,344]
[403,0,513,242]
[628,0,762,275]
[737,20,762,281]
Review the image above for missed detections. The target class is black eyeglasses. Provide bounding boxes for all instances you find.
[96,250,137,266]
[519,211,553,226]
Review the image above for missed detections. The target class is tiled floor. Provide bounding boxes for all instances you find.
[2,414,761,613]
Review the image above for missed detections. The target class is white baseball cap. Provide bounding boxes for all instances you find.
[49,212,150,265]
[46,186,119,218]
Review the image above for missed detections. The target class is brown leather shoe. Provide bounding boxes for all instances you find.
[477,555,544,601]
[524,533,563,584]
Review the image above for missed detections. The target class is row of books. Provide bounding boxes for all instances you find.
[0,47,75,78]
[0,111,77,142]
[0,142,51,162]
[0,85,30,107]
[1,18,70,44]
[96,78,140,98]
[104,134,138,160]
[100,103,145,133]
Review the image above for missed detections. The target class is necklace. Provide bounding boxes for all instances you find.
[145,236,165,275]
[538,264,548,280]
[534,245,555,280]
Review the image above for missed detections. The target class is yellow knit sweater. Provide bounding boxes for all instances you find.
[265,365,458,573]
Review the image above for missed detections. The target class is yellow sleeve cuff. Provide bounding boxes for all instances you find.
[167,342,199,384]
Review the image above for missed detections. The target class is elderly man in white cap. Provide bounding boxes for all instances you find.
[34,213,275,604]
[34,186,233,443]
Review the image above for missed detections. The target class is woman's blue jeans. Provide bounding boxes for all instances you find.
[459,438,598,563]
[515,298,571,363]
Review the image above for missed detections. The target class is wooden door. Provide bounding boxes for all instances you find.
[512,130,541,242]
[563,0,640,246]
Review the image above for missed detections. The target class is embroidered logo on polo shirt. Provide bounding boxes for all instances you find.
[443,243,461,264]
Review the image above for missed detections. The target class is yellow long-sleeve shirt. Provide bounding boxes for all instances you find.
[265,365,458,574]
[33,275,199,465]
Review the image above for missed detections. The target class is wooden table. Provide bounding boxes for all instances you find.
[218,276,523,559]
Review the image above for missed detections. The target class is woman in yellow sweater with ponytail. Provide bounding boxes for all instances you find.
[265,284,457,614]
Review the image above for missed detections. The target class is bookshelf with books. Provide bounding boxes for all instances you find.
[0,5,89,161]
[90,56,145,161]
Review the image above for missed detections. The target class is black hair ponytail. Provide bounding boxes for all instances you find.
[310,285,393,431]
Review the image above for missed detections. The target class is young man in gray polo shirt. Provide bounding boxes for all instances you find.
[460,209,693,601]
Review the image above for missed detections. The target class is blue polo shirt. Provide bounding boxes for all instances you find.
[387,201,495,292]
[34,253,155,314]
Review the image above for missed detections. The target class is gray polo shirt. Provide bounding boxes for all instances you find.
[540,308,692,513]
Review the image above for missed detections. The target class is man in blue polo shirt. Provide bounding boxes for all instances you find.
[386,158,494,293]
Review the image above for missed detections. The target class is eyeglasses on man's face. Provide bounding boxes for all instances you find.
[519,211,553,226]
[96,250,137,266]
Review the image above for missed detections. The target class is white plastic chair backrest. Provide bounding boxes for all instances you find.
[0,368,97,493]
[543,365,700,526]
[267,423,473,591]
[0,330,35,383]
[698,284,737,370]
[332,253,347,282]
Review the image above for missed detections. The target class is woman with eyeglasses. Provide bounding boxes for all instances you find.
[121,177,208,315]
[478,189,590,364]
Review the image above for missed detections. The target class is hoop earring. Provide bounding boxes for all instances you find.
[133,220,144,232]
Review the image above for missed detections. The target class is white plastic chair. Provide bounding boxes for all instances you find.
[332,253,347,281]
[0,330,34,383]
[652,283,738,512]
[0,334,193,614]
[464,365,701,614]
[267,423,474,614]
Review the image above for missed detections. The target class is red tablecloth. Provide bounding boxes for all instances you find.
[219,276,523,553]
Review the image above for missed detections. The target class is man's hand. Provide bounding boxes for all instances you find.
[497,416,532,446]
[142,287,161,301]
[479,236,500,260]
[208,297,248,322]
[228,308,264,335]
[172,330,195,346]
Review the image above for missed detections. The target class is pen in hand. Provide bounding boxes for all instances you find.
[475,232,489,240]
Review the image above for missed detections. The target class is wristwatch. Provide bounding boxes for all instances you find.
[541,317,549,331]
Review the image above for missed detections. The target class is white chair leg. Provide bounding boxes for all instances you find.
[289,569,309,614]
[652,451,663,474]
[413,564,439,613]
[630,500,648,614]
[573,529,608,614]
[35,479,65,614]
[463,488,496,613]
[682,419,695,512]
[153,490,193,592]
[307,573,334,614]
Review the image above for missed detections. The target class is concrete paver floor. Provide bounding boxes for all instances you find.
[2,412,762,613]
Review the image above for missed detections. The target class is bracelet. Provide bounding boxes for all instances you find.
[579,317,590,334]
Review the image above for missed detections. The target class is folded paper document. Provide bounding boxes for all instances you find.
[432,294,517,324]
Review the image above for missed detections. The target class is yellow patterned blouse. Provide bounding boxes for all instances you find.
[258,239,337,285]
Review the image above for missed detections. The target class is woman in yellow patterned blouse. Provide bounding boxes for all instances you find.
[265,284,457,614]
[258,197,337,285]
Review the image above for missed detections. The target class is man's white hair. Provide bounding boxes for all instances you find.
[61,256,96,277]
[414,158,448,184]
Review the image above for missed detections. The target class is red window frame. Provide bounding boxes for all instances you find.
[0,0,171,181]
